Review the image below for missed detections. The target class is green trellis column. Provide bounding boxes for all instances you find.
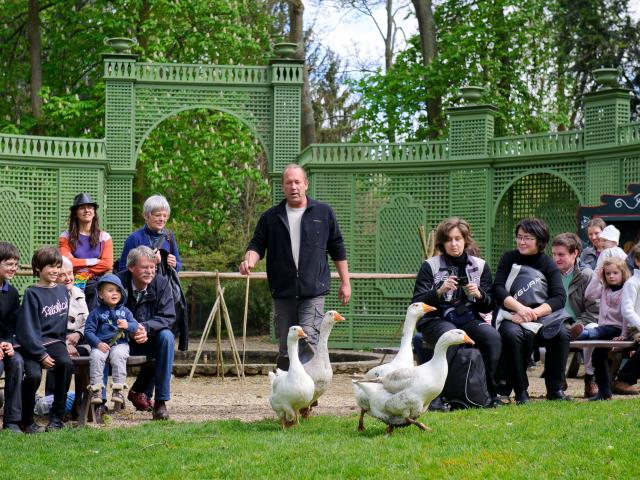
[103,44,138,252]
[446,86,497,251]
[269,51,304,201]
[584,68,631,203]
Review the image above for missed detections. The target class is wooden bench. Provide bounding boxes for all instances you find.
[566,340,636,378]
[374,340,637,379]
[72,355,148,426]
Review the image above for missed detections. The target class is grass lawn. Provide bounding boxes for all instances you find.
[2,398,638,479]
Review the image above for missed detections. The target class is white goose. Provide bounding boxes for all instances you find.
[268,326,315,429]
[353,329,474,435]
[354,302,436,431]
[301,310,346,418]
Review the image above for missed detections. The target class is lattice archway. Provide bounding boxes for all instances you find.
[491,171,582,266]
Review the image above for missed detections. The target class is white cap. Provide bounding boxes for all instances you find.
[599,225,620,243]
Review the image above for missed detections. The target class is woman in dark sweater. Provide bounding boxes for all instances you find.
[412,217,501,407]
[494,218,569,405]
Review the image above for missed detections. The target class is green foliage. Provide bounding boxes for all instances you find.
[1,399,638,478]
[351,0,640,141]
[137,109,270,255]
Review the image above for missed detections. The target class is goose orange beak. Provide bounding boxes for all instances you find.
[297,329,308,338]
[333,312,345,322]
[463,334,475,345]
[422,304,437,313]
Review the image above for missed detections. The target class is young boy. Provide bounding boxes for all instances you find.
[0,242,25,433]
[595,225,627,269]
[84,274,138,407]
[16,246,72,432]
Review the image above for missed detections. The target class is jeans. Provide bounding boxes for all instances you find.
[273,296,325,368]
[616,346,640,385]
[1,351,24,425]
[577,324,621,341]
[499,320,570,394]
[590,326,623,395]
[419,318,502,397]
[129,329,174,401]
[22,341,72,422]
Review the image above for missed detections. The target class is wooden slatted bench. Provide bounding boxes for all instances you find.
[72,355,149,426]
[374,340,637,379]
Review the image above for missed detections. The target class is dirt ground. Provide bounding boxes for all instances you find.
[96,354,606,428]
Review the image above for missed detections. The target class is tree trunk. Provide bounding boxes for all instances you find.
[412,0,442,138]
[27,0,43,132]
[384,0,393,71]
[287,0,316,149]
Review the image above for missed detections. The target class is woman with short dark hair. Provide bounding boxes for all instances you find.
[494,218,570,405]
[412,217,501,408]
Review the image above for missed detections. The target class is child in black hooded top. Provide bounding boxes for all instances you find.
[17,246,72,432]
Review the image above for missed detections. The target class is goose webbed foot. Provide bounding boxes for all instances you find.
[300,407,311,419]
[406,417,432,432]
[384,424,394,436]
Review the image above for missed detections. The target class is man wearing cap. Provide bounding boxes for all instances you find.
[239,164,351,370]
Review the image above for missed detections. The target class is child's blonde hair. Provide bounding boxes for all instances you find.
[599,257,630,286]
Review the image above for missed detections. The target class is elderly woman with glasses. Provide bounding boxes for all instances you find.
[118,195,182,273]
[494,217,570,405]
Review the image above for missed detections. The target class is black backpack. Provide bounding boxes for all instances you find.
[441,347,491,409]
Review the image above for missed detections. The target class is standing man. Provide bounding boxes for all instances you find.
[117,246,175,420]
[239,164,351,370]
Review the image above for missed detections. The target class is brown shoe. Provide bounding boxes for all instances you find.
[152,401,169,421]
[570,323,584,340]
[127,390,153,411]
[584,381,599,398]
[612,380,640,395]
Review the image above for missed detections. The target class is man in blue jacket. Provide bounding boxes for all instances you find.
[117,246,175,420]
[239,164,351,370]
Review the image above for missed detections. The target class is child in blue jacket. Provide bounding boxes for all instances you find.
[84,274,138,406]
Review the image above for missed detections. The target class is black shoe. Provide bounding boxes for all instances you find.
[46,415,65,431]
[515,390,529,405]
[427,396,450,412]
[546,390,572,401]
[3,423,23,434]
[485,396,506,408]
[23,422,45,434]
[588,392,612,401]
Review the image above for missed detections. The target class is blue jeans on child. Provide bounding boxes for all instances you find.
[585,325,623,396]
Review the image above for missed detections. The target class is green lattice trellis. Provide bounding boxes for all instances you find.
[0,47,640,349]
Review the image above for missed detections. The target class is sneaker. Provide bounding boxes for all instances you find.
[112,391,125,405]
[152,401,169,421]
[88,384,103,405]
[427,396,450,412]
[46,415,64,431]
[584,381,599,398]
[612,380,640,395]
[570,323,584,340]
[127,390,153,411]
[3,423,23,434]
[23,423,45,434]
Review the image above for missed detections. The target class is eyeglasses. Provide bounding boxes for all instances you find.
[516,235,537,243]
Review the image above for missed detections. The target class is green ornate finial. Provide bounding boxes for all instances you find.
[460,85,485,104]
[104,37,138,54]
[273,42,299,60]
[592,67,619,89]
